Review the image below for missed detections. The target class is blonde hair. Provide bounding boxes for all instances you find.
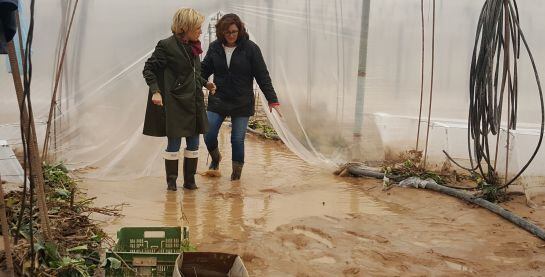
[171,8,204,35]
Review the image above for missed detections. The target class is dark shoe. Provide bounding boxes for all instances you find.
[208,148,222,170]
[183,182,197,190]
[183,149,199,190]
[231,161,244,181]
[164,158,178,191]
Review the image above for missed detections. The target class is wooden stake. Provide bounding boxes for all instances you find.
[6,41,52,239]
[0,174,15,277]
[42,0,79,160]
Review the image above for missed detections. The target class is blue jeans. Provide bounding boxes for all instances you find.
[204,111,249,163]
[166,135,200,152]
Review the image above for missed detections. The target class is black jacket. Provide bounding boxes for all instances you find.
[202,37,278,117]
[0,0,18,54]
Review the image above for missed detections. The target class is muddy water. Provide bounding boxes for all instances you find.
[82,135,396,241]
[81,131,545,276]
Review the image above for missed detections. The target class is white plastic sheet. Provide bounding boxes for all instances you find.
[0,0,544,202]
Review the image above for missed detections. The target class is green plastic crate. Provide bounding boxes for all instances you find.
[105,227,183,276]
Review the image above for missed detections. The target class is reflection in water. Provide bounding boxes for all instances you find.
[202,181,219,242]
[350,185,361,214]
[162,191,180,226]
[81,132,395,243]
[228,182,246,241]
[182,188,200,240]
[78,129,545,276]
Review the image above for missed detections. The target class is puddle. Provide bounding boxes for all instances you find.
[485,255,523,264]
[79,130,545,276]
[309,256,337,264]
[82,133,397,243]
[445,261,472,272]
[292,228,334,248]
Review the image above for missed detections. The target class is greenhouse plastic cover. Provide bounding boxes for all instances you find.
[0,0,544,202]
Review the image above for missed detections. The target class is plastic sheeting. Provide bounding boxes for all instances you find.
[0,139,25,184]
[0,1,544,201]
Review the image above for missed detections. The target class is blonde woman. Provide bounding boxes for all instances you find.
[143,8,216,191]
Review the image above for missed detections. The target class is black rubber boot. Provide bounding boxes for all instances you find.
[208,148,222,170]
[231,161,244,181]
[164,159,178,191]
[183,157,198,190]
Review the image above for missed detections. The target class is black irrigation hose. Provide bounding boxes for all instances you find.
[400,178,545,241]
[446,0,544,188]
[415,0,425,151]
[17,0,37,275]
[346,168,545,240]
[347,165,478,191]
[499,1,544,189]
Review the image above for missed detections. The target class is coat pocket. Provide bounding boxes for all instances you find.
[170,75,193,96]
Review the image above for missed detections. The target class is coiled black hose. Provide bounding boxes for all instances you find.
[450,0,544,188]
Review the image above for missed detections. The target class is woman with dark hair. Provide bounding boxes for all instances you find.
[202,13,280,180]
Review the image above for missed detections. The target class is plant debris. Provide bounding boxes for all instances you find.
[336,150,509,203]
[248,119,279,140]
[0,163,122,276]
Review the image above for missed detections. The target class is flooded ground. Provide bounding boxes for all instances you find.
[81,131,545,276]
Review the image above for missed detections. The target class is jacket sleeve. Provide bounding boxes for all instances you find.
[201,50,214,82]
[251,44,279,104]
[143,40,168,93]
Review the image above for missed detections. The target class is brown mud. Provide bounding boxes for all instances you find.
[81,133,545,276]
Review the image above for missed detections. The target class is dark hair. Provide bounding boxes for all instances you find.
[215,13,249,44]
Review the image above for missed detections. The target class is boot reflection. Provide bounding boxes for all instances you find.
[162,191,179,226]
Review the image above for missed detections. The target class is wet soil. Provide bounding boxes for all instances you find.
[81,133,545,276]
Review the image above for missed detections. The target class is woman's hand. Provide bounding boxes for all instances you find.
[152,91,163,106]
[206,82,217,95]
[268,102,282,118]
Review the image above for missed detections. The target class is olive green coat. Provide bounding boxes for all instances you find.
[142,35,208,138]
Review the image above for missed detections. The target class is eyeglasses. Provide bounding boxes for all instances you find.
[224,30,239,36]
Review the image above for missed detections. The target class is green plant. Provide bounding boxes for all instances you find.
[3,164,116,276]
[249,119,278,139]
[181,239,197,252]
[43,163,75,189]
[476,181,506,203]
